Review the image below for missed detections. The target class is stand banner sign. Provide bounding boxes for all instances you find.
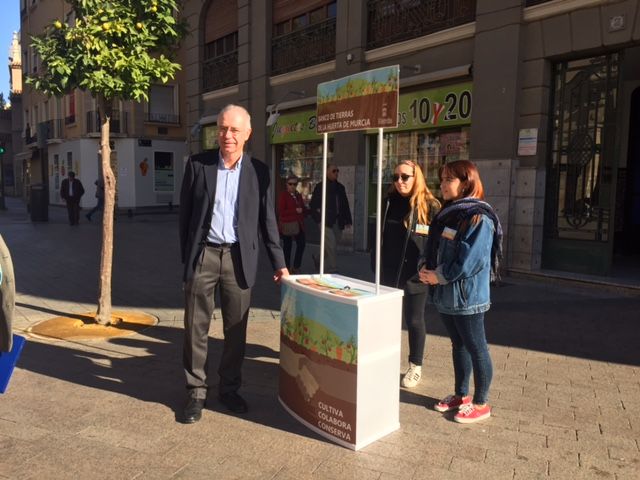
[316,66,399,133]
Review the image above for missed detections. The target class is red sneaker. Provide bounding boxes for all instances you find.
[434,394,471,412]
[454,403,491,424]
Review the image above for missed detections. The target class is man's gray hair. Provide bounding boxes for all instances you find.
[219,104,252,130]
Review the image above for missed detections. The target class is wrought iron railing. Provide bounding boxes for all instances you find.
[146,112,180,124]
[366,0,476,50]
[202,50,238,92]
[86,110,128,135]
[271,17,336,76]
[40,119,63,140]
[525,0,553,6]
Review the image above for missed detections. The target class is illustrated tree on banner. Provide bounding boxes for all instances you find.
[27,0,184,325]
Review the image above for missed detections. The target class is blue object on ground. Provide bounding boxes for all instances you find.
[0,334,26,393]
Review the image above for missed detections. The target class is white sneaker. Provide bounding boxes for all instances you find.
[401,363,422,388]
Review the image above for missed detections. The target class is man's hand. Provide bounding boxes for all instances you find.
[273,268,290,284]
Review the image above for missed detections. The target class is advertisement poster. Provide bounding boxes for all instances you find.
[316,66,400,133]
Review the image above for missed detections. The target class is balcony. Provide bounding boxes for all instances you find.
[202,50,238,92]
[366,0,476,50]
[86,110,129,135]
[39,119,63,142]
[271,17,336,76]
[145,112,180,124]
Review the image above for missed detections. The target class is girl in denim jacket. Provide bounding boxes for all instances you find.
[419,160,502,424]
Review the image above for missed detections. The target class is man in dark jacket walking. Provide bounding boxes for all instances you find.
[309,164,352,273]
[60,171,85,225]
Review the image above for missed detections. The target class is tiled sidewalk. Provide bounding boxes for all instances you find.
[1,197,639,479]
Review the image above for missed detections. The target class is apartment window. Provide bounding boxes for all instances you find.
[271,1,337,75]
[205,32,238,59]
[202,0,238,91]
[367,0,476,50]
[65,92,76,125]
[203,32,238,91]
[274,1,336,36]
[147,84,178,124]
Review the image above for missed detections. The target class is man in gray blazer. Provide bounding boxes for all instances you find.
[179,104,288,423]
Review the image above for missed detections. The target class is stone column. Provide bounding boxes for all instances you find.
[470,0,523,270]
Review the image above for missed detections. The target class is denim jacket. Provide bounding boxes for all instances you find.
[429,214,495,315]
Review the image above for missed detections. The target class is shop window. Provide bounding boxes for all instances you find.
[275,140,334,205]
[367,127,470,216]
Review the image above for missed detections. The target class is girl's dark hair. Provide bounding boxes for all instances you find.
[439,160,485,200]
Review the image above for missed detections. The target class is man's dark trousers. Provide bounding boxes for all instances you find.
[183,243,252,399]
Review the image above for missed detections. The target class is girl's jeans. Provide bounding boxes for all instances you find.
[440,312,493,405]
[404,290,428,366]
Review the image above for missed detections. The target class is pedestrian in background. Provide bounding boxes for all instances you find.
[85,178,105,222]
[372,160,440,388]
[179,104,288,424]
[309,164,352,273]
[419,160,502,424]
[278,175,307,274]
[60,171,85,226]
[0,234,15,353]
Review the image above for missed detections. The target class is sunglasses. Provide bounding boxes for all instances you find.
[392,173,414,183]
[331,169,339,173]
[287,182,298,186]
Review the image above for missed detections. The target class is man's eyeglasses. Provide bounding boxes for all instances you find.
[331,169,339,173]
[287,182,298,186]
[393,173,414,183]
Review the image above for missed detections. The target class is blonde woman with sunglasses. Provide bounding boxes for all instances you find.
[374,160,440,388]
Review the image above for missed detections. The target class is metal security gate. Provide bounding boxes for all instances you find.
[542,54,619,275]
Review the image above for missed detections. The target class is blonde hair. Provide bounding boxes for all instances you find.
[390,160,440,226]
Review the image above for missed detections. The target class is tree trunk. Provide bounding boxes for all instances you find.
[95,96,116,325]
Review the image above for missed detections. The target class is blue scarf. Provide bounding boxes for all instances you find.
[424,198,503,281]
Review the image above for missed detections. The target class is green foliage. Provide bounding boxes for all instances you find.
[26,0,184,102]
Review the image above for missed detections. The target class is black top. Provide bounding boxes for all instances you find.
[310,180,353,229]
[376,192,432,288]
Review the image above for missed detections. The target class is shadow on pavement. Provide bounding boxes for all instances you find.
[16,323,328,443]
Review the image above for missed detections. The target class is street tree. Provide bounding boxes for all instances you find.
[27,0,183,325]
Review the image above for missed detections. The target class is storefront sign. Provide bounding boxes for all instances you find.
[379,82,473,133]
[270,110,321,145]
[316,66,400,133]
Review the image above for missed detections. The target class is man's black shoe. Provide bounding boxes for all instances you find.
[182,397,205,424]
[219,392,248,414]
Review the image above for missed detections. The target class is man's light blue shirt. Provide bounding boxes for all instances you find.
[207,153,242,244]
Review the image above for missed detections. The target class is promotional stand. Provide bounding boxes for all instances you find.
[279,66,402,450]
[279,274,402,450]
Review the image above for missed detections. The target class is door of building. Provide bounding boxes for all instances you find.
[613,87,640,270]
[542,54,620,275]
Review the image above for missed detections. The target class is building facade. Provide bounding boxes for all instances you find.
[180,0,640,282]
[17,0,188,217]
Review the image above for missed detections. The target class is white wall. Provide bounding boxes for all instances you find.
[47,138,187,209]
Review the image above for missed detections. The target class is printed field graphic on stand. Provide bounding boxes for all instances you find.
[280,278,359,444]
[279,275,403,450]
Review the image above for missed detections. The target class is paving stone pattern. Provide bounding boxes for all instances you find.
[0,198,639,479]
